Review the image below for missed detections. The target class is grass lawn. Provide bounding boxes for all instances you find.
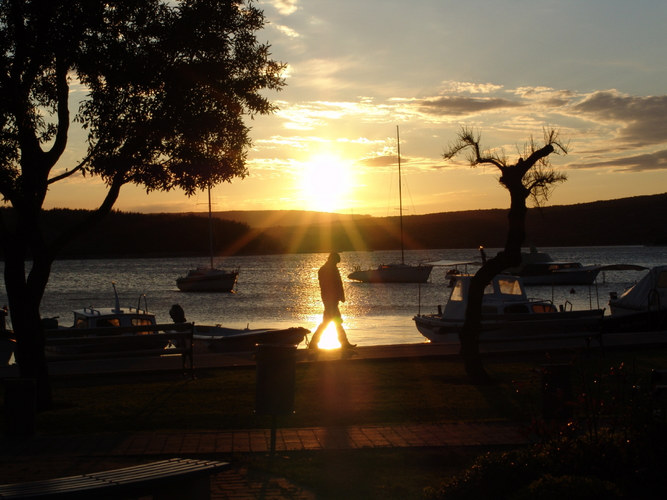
[30,347,667,434]
[35,355,543,434]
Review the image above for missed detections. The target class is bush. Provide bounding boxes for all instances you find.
[424,433,665,499]
[513,474,622,500]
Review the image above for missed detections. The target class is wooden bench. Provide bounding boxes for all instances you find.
[0,458,229,499]
[44,322,195,378]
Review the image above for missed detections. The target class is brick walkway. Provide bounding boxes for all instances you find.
[1,422,528,499]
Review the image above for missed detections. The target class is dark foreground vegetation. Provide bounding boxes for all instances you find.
[3,347,667,498]
[2,193,664,259]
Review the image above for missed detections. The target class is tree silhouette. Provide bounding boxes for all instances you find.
[443,127,568,383]
[0,0,285,409]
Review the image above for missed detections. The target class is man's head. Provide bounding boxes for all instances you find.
[328,252,341,264]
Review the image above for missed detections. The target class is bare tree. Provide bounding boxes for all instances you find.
[444,127,568,383]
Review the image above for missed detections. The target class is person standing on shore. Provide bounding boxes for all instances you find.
[309,252,356,350]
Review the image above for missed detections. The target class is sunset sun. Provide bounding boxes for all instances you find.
[300,154,354,213]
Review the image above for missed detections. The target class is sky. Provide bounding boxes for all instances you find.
[49,0,667,217]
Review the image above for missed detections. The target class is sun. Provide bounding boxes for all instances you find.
[300,154,354,212]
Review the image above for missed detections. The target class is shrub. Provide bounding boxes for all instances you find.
[513,474,622,500]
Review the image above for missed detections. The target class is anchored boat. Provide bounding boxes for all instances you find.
[414,273,604,343]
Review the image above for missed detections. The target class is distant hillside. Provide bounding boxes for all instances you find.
[2,193,664,259]
[207,210,371,229]
[251,193,667,253]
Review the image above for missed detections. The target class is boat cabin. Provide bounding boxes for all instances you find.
[610,266,667,315]
[72,307,156,329]
[444,274,557,320]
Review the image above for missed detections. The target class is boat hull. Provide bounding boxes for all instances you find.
[176,269,238,292]
[194,325,309,352]
[519,267,601,286]
[414,309,604,343]
[602,310,667,333]
[348,264,433,284]
[44,331,169,358]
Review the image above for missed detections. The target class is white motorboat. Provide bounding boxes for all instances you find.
[347,127,432,284]
[414,273,604,343]
[604,265,667,332]
[44,284,168,356]
[609,265,667,315]
[505,247,601,286]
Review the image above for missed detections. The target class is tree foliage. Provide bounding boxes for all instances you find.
[0,0,285,408]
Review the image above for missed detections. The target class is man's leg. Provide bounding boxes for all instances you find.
[309,320,328,349]
[334,319,356,349]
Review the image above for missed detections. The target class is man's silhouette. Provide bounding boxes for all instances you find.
[309,252,356,349]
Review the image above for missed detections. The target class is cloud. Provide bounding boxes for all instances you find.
[359,155,400,167]
[274,24,300,38]
[572,90,667,146]
[568,149,667,172]
[418,95,524,116]
[438,81,504,94]
[266,0,299,16]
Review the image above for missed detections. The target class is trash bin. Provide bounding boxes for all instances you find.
[255,344,296,416]
[3,378,36,438]
[542,364,573,420]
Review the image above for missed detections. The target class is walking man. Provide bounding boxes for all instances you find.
[309,252,356,349]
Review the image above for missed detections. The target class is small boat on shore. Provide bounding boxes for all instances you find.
[168,303,309,352]
[193,325,309,352]
[414,273,604,343]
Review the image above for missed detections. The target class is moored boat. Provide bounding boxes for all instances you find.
[505,247,601,285]
[44,285,168,356]
[348,263,433,284]
[176,267,238,292]
[176,186,238,293]
[603,265,667,332]
[414,273,604,343]
[347,127,433,284]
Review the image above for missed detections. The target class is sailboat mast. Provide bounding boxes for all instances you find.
[397,125,404,264]
[208,186,214,269]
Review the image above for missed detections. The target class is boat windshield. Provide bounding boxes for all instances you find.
[450,280,465,301]
[132,318,153,326]
[497,278,523,296]
[96,318,121,327]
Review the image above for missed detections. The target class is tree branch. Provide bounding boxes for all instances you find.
[43,55,70,171]
[47,170,126,257]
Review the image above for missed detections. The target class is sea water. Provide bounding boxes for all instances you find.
[1,246,664,347]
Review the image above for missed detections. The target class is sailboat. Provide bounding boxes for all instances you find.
[347,127,433,284]
[176,187,239,292]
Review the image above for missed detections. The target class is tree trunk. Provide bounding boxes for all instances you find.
[459,183,528,384]
[4,247,53,411]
